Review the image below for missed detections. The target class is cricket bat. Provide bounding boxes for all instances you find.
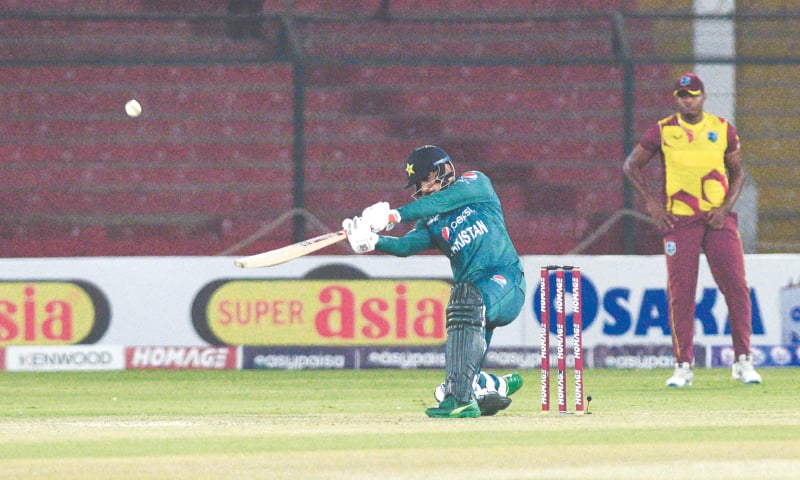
[233,229,347,268]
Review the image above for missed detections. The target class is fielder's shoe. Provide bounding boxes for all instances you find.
[732,353,762,384]
[477,392,512,416]
[502,372,523,396]
[425,395,481,419]
[666,362,693,387]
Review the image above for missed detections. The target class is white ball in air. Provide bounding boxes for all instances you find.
[125,99,142,118]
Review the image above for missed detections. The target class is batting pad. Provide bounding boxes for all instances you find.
[444,282,486,403]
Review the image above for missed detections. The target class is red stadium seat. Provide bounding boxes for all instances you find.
[1,4,666,257]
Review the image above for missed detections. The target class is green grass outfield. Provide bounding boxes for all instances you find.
[0,368,798,480]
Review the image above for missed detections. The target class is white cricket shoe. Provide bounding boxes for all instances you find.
[666,362,693,387]
[732,353,762,384]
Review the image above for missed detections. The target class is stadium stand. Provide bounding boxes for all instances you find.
[1,2,795,257]
[0,3,651,256]
[735,13,800,252]
[0,60,295,255]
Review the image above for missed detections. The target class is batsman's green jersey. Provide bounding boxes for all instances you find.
[376,171,523,285]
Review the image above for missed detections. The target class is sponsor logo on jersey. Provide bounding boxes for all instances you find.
[490,275,507,287]
[708,131,718,142]
[459,172,478,183]
[439,208,476,244]
[451,206,474,229]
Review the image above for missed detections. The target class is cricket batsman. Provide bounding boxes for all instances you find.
[342,145,526,418]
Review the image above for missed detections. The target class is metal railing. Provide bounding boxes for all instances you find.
[1,9,798,254]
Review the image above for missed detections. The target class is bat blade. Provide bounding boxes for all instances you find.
[233,229,347,268]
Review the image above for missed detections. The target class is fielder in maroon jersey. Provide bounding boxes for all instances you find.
[623,73,761,387]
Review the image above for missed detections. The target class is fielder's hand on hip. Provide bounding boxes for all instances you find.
[361,201,401,233]
[342,216,378,253]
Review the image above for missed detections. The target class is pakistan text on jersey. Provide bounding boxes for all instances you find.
[450,219,489,254]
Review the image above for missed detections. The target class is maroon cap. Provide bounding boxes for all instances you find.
[673,73,704,96]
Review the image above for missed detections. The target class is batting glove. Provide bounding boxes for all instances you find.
[361,201,401,233]
[342,216,378,253]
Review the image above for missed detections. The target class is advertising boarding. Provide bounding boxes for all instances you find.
[0,255,797,369]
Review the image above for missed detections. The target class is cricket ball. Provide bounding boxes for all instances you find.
[125,99,142,118]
